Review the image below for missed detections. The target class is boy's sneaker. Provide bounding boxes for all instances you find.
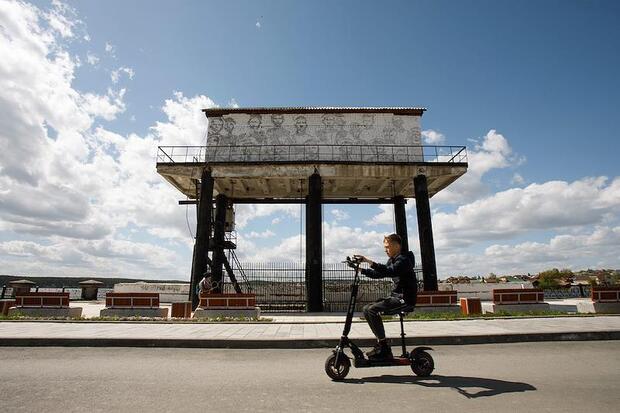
[367,341,393,360]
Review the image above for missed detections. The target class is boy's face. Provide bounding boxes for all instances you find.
[384,239,401,258]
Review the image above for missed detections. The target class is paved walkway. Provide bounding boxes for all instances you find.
[61,297,598,321]
[1,315,619,348]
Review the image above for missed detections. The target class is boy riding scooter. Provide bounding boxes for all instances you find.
[354,233,417,360]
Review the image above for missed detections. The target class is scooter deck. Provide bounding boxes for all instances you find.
[354,356,411,368]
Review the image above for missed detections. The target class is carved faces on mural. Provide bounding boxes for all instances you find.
[271,114,284,127]
[209,117,223,133]
[248,114,262,131]
[206,113,423,162]
[224,117,236,134]
[207,117,223,145]
[220,117,236,146]
[294,115,308,135]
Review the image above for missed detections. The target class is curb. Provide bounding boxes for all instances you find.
[1,331,619,349]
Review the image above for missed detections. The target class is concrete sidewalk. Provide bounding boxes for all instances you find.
[57,297,600,320]
[1,315,619,348]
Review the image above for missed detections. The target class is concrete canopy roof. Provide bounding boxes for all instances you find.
[203,107,426,117]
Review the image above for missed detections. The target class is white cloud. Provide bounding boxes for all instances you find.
[449,226,620,276]
[111,66,134,83]
[364,204,394,227]
[0,238,182,277]
[271,217,281,225]
[256,21,261,29]
[227,98,239,108]
[245,230,276,239]
[45,0,78,38]
[511,173,525,185]
[238,222,386,264]
[104,41,114,54]
[81,88,126,121]
[235,204,300,229]
[433,129,523,204]
[0,2,213,279]
[86,51,99,65]
[330,208,350,222]
[422,129,445,145]
[432,176,620,250]
[152,91,215,146]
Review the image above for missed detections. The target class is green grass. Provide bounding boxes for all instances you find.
[402,309,581,320]
[0,313,272,322]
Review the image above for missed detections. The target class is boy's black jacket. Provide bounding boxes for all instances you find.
[361,251,417,305]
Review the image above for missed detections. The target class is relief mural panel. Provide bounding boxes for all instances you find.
[205,113,423,162]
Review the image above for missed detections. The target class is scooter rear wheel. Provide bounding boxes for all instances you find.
[411,351,434,377]
[325,353,350,381]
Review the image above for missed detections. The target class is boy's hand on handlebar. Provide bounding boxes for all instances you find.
[353,254,373,265]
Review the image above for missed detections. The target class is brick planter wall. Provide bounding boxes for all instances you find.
[199,293,256,309]
[416,291,458,306]
[105,292,160,308]
[171,301,192,318]
[15,292,70,308]
[492,288,544,305]
[460,297,482,315]
[591,286,620,303]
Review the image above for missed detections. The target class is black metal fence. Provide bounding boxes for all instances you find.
[156,144,468,165]
[221,261,424,312]
[543,286,591,299]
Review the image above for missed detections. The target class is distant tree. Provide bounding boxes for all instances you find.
[536,268,574,289]
[484,273,498,283]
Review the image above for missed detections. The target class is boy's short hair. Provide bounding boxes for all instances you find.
[384,233,402,246]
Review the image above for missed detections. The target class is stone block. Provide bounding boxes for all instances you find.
[99,308,168,318]
[486,303,551,314]
[8,307,82,318]
[412,305,461,314]
[193,307,260,319]
[576,301,620,314]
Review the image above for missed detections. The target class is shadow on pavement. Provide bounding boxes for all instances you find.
[342,375,537,398]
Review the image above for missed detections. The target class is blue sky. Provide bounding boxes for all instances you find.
[1,0,619,279]
[67,0,620,180]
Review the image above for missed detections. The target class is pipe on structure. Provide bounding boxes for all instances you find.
[211,193,228,293]
[413,175,438,291]
[394,196,409,252]
[306,172,323,312]
[190,168,214,309]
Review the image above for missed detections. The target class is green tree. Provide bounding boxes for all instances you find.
[537,268,574,289]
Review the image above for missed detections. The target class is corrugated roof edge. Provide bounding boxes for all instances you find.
[202,107,427,116]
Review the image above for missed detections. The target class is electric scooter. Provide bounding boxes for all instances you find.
[324,256,435,381]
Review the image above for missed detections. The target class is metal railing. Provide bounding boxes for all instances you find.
[156,145,467,165]
[219,261,424,312]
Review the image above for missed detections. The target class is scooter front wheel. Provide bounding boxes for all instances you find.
[411,351,434,377]
[325,353,351,381]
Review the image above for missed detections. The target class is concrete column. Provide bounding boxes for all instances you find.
[190,168,214,309]
[306,172,323,312]
[394,196,409,252]
[413,175,438,291]
[211,193,228,293]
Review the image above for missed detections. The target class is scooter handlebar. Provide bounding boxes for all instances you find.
[343,256,363,269]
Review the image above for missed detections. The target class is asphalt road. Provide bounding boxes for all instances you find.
[1,341,619,412]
